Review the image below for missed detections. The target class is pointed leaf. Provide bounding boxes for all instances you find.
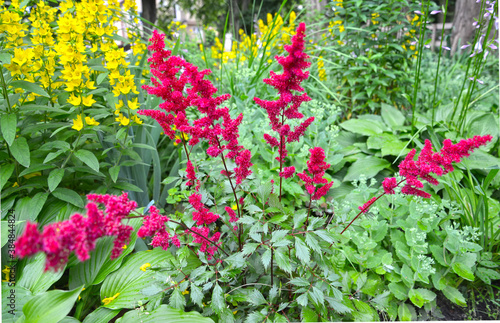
[10,137,30,167]
[75,149,100,173]
[1,113,17,146]
[23,286,83,323]
[48,169,64,192]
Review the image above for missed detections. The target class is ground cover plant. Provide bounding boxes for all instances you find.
[1,0,499,322]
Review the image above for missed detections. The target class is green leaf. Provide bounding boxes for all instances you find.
[398,303,413,321]
[452,262,474,281]
[52,188,84,208]
[113,182,143,192]
[442,286,466,307]
[271,230,289,243]
[241,243,259,256]
[109,165,120,183]
[96,72,109,85]
[82,307,120,323]
[68,218,142,289]
[476,267,500,285]
[10,80,50,98]
[305,233,321,254]
[401,264,414,288]
[249,289,266,306]
[301,306,318,322]
[23,286,83,323]
[275,247,292,273]
[169,288,186,310]
[268,213,288,224]
[381,103,405,128]
[1,113,17,146]
[344,156,390,182]
[2,284,33,322]
[261,248,272,269]
[48,169,64,192]
[211,283,225,314]
[190,284,203,308]
[0,163,15,190]
[296,293,308,307]
[117,305,214,323]
[294,237,310,264]
[10,137,30,167]
[340,118,385,136]
[17,253,66,294]
[27,192,49,221]
[100,248,174,309]
[75,149,100,173]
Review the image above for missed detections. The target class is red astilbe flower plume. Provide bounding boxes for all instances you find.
[254,22,313,179]
[137,206,172,250]
[297,147,333,200]
[139,30,252,187]
[188,193,220,225]
[385,135,493,198]
[15,193,137,271]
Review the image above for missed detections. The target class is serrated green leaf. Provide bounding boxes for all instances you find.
[301,306,318,322]
[48,169,64,192]
[1,113,17,146]
[296,293,308,307]
[211,284,224,314]
[271,230,289,243]
[268,212,288,224]
[294,237,310,264]
[169,288,186,310]
[10,137,30,167]
[249,289,266,306]
[401,264,414,288]
[275,247,292,273]
[289,277,310,287]
[75,149,99,173]
[398,303,413,321]
[304,233,321,254]
[241,243,259,256]
[261,248,272,269]
[190,284,203,307]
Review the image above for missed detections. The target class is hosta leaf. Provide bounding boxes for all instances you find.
[344,156,390,182]
[82,307,120,323]
[17,253,66,295]
[117,305,214,323]
[23,286,83,323]
[340,119,385,136]
[100,248,174,309]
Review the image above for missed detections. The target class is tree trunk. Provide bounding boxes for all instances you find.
[450,0,481,53]
[142,0,157,26]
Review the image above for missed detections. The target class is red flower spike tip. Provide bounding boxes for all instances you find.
[297,147,333,200]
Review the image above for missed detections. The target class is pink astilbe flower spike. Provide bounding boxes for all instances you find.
[189,193,220,225]
[137,206,172,250]
[185,161,197,187]
[15,193,137,271]
[225,206,239,223]
[297,147,333,200]
[254,22,313,179]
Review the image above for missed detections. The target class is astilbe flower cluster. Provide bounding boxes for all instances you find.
[254,22,314,179]
[15,193,137,271]
[188,227,221,260]
[137,206,180,250]
[383,135,492,198]
[138,30,252,187]
[297,147,333,200]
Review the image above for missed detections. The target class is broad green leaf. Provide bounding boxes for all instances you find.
[10,80,50,98]
[109,165,120,183]
[452,262,474,281]
[301,306,318,322]
[116,305,214,323]
[17,254,65,295]
[23,286,83,323]
[398,303,413,321]
[211,284,224,314]
[409,288,436,308]
[82,307,120,323]
[189,283,203,308]
[442,286,466,307]
[344,156,390,182]
[400,264,414,288]
[249,289,266,306]
[28,192,48,221]
[10,137,30,168]
[18,164,53,177]
[1,113,17,146]
[0,163,15,190]
[271,230,289,243]
[75,149,100,173]
[100,248,174,309]
[294,237,310,264]
[2,283,33,322]
[52,188,84,208]
[261,248,272,269]
[48,169,64,192]
[381,103,405,128]
[476,267,500,285]
[96,72,109,85]
[340,119,384,136]
[69,218,142,289]
[113,182,143,192]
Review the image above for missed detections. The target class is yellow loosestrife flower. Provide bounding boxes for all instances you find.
[140,263,151,272]
[82,94,96,107]
[102,293,120,306]
[85,116,99,126]
[2,266,10,282]
[128,98,139,110]
[115,113,130,126]
[72,115,84,131]
[67,93,81,106]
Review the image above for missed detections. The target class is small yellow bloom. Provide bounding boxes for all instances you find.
[85,116,99,126]
[122,245,127,249]
[128,98,139,110]
[140,263,151,271]
[23,171,42,179]
[233,310,238,315]
[115,113,130,126]
[67,93,81,106]
[82,95,96,107]
[72,115,84,131]
[102,293,120,306]
[131,115,142,125]
[231,204,238,210]
[182,290,189,295]
[12,182,19,187]
[2,266,10,282]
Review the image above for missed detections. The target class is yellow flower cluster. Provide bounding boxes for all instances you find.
[1,0,145,132]
[318,56,327,82]
[402,14,420,58]
[371,12,380,25]
[102,292,120,306]
[328,0,345,45]
[210,12,297,65]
